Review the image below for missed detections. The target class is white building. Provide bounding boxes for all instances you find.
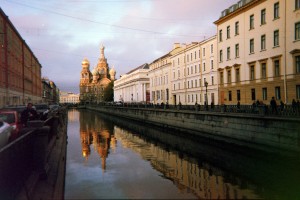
[60,92,80,104]
[148,44,183,105]
[114,63,150,103]
[170,37,218,106]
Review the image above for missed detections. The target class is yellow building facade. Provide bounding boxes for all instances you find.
[214,0,300,105]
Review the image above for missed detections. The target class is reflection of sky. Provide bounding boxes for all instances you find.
[65,110,197,199]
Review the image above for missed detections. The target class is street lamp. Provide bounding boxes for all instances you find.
[205,81,208,110]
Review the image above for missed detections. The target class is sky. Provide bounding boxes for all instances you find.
[1,0,237,94]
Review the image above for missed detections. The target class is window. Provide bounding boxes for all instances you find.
[235,21,239,35]
[297,85,300,99]
[228,70,231,83]
[295,22,300,40]
[235,44,239,58]
[227,26,230,39]
[274,60,280,77]
[237,90,241,101]
[250,15,254,29]
[296,0,300,10]
[228,91,232,101]
[191,53,193,61]
[274,30,279,47]
[250,65,255,80]
[227,47,231,60]
[262,88,267,100]
[195,80,197,87]
[251,89,256,101]
[261,34,266,50]
[195,51,196,59]
[203,48,205,56]
[219,29,223,42]
[250,39,254,54]
[195,65,197,73]
[220,72,224,84]
[211,60,214,69]
[236,68,240,82]
[274,2,279,19]
[203,63,206,71]
[261,63,267,79]
[275,86,281,100]
[261,9,266,25]
[211,44,213,53]
[212,76,214,85]
[220,50,223,62]
[296,55,300,73]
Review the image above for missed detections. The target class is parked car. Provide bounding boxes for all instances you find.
[0,110,23,141]
[0,120,12,149]
[34,104,50,120]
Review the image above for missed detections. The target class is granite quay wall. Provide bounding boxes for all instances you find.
[0,108,68,200]
[87,105,300,155]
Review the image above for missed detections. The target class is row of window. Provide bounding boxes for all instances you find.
[220,55,300,84]
[220,23,300,62]
[226,86,298,102]
[220,1,300,43]
[173,45,215,66]
[173,77,215,90]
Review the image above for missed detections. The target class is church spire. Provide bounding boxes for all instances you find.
[100,44,105,60]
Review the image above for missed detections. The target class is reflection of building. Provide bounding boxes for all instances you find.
[79,111,116,171]
[113,126,259,199]
[0,8,42,107]
[114,63,150,103]
[79,45,116,104]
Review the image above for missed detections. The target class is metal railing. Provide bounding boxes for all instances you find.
[92,103,300,118]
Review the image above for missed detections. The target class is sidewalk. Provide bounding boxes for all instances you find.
[17,126,67,200]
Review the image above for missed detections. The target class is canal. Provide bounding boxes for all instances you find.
[64,109,300,199]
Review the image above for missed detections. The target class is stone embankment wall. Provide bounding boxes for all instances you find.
[87,106,300,154]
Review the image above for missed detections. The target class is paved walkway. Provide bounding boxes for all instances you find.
[17,127,67,200]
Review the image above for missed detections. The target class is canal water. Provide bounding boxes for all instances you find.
[64,109,300,199]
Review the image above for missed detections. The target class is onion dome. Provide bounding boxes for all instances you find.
[109,67,116,76]
[82,58,90,65]
[92,67,98,75]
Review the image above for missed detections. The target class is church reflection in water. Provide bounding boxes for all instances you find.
[78,110,259,199]
[79,111,117,171]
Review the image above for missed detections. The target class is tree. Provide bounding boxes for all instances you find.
[103,81,114,102]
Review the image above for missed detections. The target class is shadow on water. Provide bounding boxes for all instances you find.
[75,109,300,199]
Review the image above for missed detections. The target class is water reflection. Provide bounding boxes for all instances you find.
[65,109,300,199]
[79,110,116,171]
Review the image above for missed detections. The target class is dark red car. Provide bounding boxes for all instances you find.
[0,110,24,141]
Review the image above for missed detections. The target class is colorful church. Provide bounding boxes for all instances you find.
[79,45,116,103]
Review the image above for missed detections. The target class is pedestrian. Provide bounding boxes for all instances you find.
[280,100,284,111]
[292,99,296,112]
[21,102,38,126]
[270,97,278,114]
[237,101,240,109]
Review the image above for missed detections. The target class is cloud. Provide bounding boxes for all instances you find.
[1,0,237,93]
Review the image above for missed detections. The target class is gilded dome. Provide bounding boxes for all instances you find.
[109,67,116,75]
[82,58,90,65]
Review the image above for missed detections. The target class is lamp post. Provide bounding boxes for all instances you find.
[205,81,208,110]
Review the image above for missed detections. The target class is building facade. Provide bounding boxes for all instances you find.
[79,45,116,104]
[170,37,218,106]
[114,63,150,103]
[42,77,60,104]
[149,44,183,105]
[60,91,80,104]
[214,0,300,105]
[0,8,42,107]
